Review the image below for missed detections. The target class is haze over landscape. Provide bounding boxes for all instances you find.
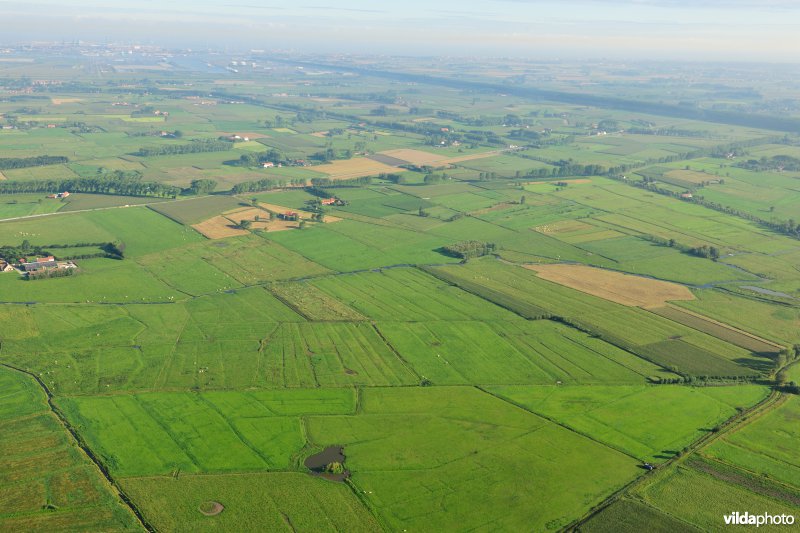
[2,0,799,60]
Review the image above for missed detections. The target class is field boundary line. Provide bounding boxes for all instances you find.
[474,386,642,462]
[0,362,155,532]
[369,322,422,381]
[194,394,273,467]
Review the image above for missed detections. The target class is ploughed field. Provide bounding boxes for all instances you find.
[1,58,799,532]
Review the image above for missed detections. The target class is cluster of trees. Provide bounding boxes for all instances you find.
[134,139,232,157]
[382,173,408,184]
[185,179,217,195]
[424,173,448,184]
[310,147,353,163]
[0,155,68,170]
[737,155,800,172]
[775,345,800,394]
[440,241,497,259]
[229,149,285,167]
[370,105,402,117]
[688,244,721,260]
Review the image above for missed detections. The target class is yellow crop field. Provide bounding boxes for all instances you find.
[192,215,250,239]
[664,169,715,184]
[526,263,695,308]
[312,158,396,180]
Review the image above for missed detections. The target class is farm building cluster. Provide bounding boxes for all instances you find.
[0,255,77,277]
[46,191,70,199]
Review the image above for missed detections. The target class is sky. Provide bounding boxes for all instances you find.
[1,0,798,61]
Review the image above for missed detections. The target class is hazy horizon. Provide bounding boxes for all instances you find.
[0,0,798,62]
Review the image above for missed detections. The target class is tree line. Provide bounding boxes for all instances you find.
[134,139,232,157]
[0,240,124,261]
[0,155,68,170]
[0,176,181,198]
[310,176,373,188]
[230,177,308,194]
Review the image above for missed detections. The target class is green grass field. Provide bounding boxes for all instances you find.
[490,384,769,461]
[121,472,380,532]
[306,386,640,531]
[702,396,800,489]
[635,465,799,531]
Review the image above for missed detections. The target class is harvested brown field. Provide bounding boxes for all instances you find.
[377,148,500,167]
[0,171,5,180]
[525,263,695,307]
[192,215,250,239]
[220,207,298,233]
[310,131,329,137]
[439,151,501,164]
[312,158,396,180]
[194,203,342,235]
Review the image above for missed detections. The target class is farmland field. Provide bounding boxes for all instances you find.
[702,396,800,489]
[525,263,695,307]
[0,368,138,531]
[121,473,381,532]
[1,50,799,532]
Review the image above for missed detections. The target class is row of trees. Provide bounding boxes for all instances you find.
[25,267,78,281]
[0,155,68,170]
[134,139,232,157]
[0,176,181,198]
[310,176,372,188]
[230,177,307,194]
[0,240,125,261]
